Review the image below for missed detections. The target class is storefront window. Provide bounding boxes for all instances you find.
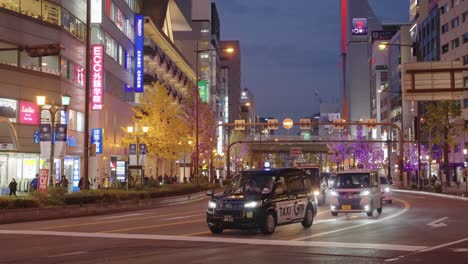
[76,111,84,132]
[67,109,76,130]
[42,1,60,25]
[20,51,39,72]
[61,8,70,31]
[61,57,69,78]
[41,55,59,75]
[0,98,17,122]
[0,0,20,12]
[0,42,18,66]
[21,0,42,19]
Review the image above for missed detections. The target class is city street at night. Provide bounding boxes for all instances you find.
[1,192,467,263]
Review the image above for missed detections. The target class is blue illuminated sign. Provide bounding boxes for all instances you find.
[91,128,103,154]
[34,130,39,144]
[72,157,80,192]
[134,14,144,92]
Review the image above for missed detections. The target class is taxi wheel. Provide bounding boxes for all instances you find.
[377,199,383,216]
[302,207,314,228]
[366,202,374,217]
[209,226,223,234]
[331,212,338,216]
[262,211,276,235]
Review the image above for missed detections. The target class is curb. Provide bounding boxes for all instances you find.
[394,189,468,201]
[0,191,209,225]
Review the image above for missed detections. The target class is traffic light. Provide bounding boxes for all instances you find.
[24,44,61,57]
[299,119,311,130]
[333,119,345,130]
[267,119,279,130]
[366,119,377,129]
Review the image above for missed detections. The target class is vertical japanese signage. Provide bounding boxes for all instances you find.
[198,80,208,103]
[134,14,144,92]
[39,169,49,192]
[19,101,39,125]
[73,158,80,192]
[91,45,104,110]
[91,128,103,154]
[90,0,102,23]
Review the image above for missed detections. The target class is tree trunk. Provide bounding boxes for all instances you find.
[443,128,451,187]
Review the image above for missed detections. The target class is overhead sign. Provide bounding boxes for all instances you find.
[91,45,104,110]
[234,119,246,131]
[198,80,208,102]
[371,31,397,41]
[91,128,103,154]
[134,14,144,93]
[19,101,39,125]
[352,18,368,36]
[91,0,103,23]
[283,118,294,129]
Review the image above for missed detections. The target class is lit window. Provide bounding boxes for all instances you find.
[201,29,209,33]
[200,53,209,59]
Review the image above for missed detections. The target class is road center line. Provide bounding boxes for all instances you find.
[48,251,87,258]
[102,219,205,233]
[95,213,146,220]
[292,198,411,241]
[0,229,426,252]
[165,214,205,221]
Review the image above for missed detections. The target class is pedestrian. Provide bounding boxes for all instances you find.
[60,175,69,190]
[30,173,39,192]
[78,177,91,190]
[9,178,17,197]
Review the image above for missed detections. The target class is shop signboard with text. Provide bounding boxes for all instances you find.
[91,45,104,110]
[39,169,49,192]
[19,101,39,125]
[91,128,103,154]
[134,14,144,92]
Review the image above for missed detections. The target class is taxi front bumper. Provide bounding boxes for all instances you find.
[206,208,266,229]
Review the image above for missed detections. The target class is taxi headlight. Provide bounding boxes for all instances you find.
[244,201,261,208]
[208,201,217,209]
[313,191,320,196]
[330,190,338,196]
[384,187,391,193]
[360,190,370,196]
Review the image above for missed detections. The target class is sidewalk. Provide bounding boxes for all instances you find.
[394,184,468,201]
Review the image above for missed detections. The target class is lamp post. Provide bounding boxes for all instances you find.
[37,95,71,187]
[194,46,234,181]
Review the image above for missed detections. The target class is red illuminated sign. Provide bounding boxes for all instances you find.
[91,45,104,110]
[19,101,39,125]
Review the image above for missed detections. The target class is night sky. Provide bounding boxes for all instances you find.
[216,0,409,122]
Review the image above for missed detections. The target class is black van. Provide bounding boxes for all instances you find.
[206,168,318,234]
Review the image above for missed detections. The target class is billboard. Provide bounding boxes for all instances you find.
[352,18,368,36]
[134,14,144,92]
[198,80,208,103]
[19,101,39,125]
[91,128,103,154]
[91,0,102,23]
[91,45,104,110]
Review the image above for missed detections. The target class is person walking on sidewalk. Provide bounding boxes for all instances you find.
[9,178,17,197]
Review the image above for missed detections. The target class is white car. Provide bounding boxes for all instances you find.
[380,176,392,204]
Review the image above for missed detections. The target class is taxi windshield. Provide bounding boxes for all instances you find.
[335,173,371,188]
[224,172,276,194]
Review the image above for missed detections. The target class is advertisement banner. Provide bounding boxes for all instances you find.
[352,18,368,36]
[72,158,80,192]
[198,80,208,102]
[129,144,137,165]
[91,128,103,154]
[134,14,144,92]
[19,101,39,125]
[116,161,126,181]
[91,45,104,110]
[39,124,52,141]
[139,144,147,166]
[54,124,67,158]
[39,169,49,192]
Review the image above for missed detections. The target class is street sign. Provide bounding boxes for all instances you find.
[283,118,294,129]
[366,119,377,129]
[333,119,345,129]
[268,119,279,130]
[299,119,311,130]
[234,119,246,130]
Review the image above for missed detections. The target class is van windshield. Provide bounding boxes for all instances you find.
[335,173,371,188]
[224,172,276,195]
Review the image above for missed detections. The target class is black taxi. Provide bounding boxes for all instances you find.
[206,168,318,234]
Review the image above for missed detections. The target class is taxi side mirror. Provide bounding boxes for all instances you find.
[206,190,214,197]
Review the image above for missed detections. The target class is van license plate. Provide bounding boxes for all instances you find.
[342,205,351,210]
[223,216,233,222]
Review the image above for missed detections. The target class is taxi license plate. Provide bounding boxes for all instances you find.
[342,205,351,210]
[223,216,233,222]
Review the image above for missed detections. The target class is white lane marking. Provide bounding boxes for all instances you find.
[0,230,426,252]
[165,214,205,220]
[48,251,87,258]
[317,210,330,215]
[385,237,468,261]
[453,248,468,252]
[427,217,448,228]
[95,213,146,220]
[293,198,411,240]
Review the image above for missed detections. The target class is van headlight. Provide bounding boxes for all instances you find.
[244,201,261,208]
[208,201,217,209]
[330,190,338,196]
[384,187,390,193]
[313,190,320,196]
[360,190,370,196]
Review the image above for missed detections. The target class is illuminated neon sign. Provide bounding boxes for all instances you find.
[91,45,104,110]
[134,14,144,92]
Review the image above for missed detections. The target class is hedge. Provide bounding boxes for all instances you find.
[0,183,218,209]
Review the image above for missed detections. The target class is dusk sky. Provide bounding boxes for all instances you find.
[216,0,410,122]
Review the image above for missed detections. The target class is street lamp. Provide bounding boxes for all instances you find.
[37,94,71,187]
[194,46,234,181]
